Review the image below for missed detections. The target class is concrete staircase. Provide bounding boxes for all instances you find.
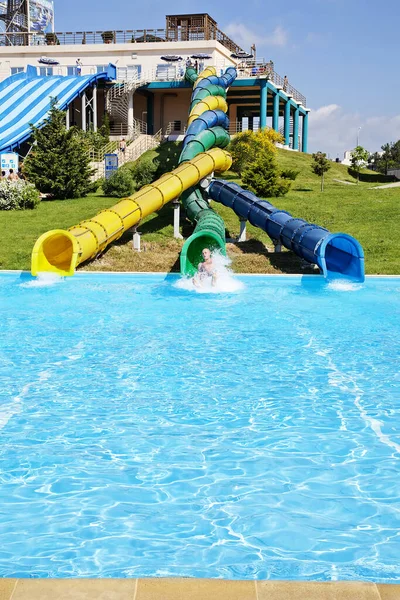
[106,72,153,135]
[90,130,162,181]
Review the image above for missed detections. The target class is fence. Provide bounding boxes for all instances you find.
[0,25,243,53]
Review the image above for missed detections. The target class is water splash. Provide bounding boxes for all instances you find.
[327,279,363,292]
[20,272,64,288]
[175,251,244,294]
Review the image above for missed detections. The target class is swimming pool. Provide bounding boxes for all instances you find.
[0,272,399,581]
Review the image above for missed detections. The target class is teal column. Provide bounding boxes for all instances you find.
[272,92,279,131]
[302,112,309,153]
[260,78,267,130]
[293,105,299,150]
[146,93,154,135]
[284,100,290,145]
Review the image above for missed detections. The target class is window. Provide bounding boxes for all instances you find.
[10,67,24,75]
[156,64,177,80]
[96,65,109,74]
[67,66,77,76]
[116,65,142,81]
[39,67,53,76]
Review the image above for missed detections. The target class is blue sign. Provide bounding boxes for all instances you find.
[0,152,19,174]
[105,153,118,179]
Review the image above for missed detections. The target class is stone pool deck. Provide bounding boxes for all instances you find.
[1,579,399,599]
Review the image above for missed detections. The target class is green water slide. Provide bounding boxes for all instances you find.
[179,66,237,276]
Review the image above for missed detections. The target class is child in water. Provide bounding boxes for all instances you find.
[193,248,217,287]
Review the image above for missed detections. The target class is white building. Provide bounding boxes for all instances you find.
[0,13,310,150]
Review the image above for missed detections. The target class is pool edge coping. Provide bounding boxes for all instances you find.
[0,577,397,599]
[1,270,400,278]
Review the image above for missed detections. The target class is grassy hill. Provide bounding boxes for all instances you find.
[86,144,399,275]
[0,144,399,274]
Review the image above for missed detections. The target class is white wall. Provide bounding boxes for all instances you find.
[0,40,236,81]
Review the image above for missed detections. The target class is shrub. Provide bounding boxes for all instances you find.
[0,179,41,210]
[130,156,159,188]
[242,151,291,198]
[229,129,284,176]
[280,169,300,181]
[102,169,135,197]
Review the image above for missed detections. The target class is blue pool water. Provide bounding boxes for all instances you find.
[0,272,400,581]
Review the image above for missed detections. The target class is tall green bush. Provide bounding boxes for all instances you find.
[229,129,284,176]
[24,100,94,199]
[130,156,159,188]
[102,169,135,197]
[242,151,291,198]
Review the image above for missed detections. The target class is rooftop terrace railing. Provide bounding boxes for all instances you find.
[236,61,307,106]
[0,25,244,53]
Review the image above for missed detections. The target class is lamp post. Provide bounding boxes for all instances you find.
[357,126,361,147]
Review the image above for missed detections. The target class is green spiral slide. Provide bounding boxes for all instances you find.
[179,66,237,276]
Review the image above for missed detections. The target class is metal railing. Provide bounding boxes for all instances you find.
[0,25,243,53]
[90,126,162,180]
[164,121,187,136]
[109,118,147,138]
[235,61,306,106]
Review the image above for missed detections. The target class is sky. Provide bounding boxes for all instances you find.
[54,0,400,157]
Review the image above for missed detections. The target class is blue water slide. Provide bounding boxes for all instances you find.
[0,64,116,153]
[208,180,365,282]
[194,67,237,91]
[182,110,229,147]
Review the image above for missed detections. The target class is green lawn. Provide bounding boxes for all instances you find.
[0,193,115,270]
[1,146,399,274]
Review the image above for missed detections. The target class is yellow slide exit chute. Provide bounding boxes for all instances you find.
[31,148,232,277]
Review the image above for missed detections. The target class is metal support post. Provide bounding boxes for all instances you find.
[284,100,291,146]
[238,219,247,242]
[65,105,70,130]
[128,91,134,138]
[274,241,282,253]
[272,92,279,132]
[293,106,300,151]
[81,93,86,131]
[172,200,183,239]
[259,78,267,130]
[302,112,309,153]
[92,85,97,132]
[132,227,141,252]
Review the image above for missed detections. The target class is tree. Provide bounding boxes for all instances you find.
[350,145,369,183]
[24,100,94,199]
[380,143,392,175]
[242,150,291,198]
[229,128,284,176]
[311,151,331,191]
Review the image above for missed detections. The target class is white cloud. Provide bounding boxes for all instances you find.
[265,25,288,47]
[224,23,288,49]
[308,105,400,157]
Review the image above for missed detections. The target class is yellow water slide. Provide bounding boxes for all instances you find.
[31,148,232,276]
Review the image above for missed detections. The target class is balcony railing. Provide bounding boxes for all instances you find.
[2,58,306,107]
[0,25,243,53]
[235,60,307,106]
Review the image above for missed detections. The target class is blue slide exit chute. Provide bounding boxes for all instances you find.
[208,180,365,282]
